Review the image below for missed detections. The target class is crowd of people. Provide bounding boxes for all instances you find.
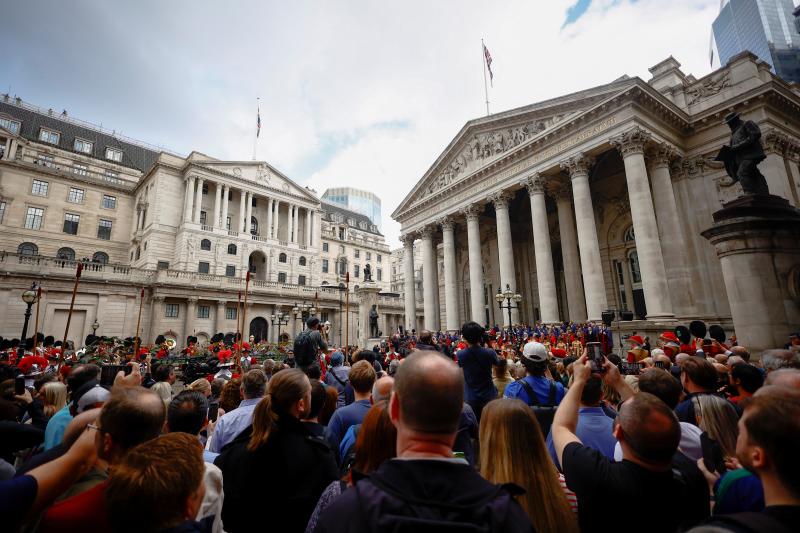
[1,314,799,532]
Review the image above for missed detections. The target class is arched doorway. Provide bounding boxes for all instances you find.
[249,317,268,343]
[248,250,267,281]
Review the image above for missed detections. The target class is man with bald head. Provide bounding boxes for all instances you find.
[314,350,533,532]
[765,368,800,390]
[553,356,709,533]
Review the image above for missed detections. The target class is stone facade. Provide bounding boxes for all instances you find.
[393,52,800,347]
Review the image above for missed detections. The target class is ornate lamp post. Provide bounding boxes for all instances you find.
[91,318,100,335]
[270,312,289,343]
[19,283,38,357]
[293,301,315,330]
[495,284,522,335]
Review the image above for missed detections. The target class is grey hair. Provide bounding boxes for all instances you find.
[761,350,800,372]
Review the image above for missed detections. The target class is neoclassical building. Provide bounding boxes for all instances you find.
[0,96,408,348]
[393,52,800,341]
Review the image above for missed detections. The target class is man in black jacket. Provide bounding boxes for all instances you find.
[313,350,533,532]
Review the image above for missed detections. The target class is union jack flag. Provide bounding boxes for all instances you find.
[483,43,493,86]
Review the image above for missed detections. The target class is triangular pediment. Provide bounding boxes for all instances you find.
[195,160,319,203]
[393,76,637,218]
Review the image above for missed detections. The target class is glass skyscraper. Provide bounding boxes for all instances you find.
[321,187,382,230]
[712,0,800,83]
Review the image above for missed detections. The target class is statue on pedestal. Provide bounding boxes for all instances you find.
[715,112,770,196]
[363,263,373,282]
[369,304,379,338]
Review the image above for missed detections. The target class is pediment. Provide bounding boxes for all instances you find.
[393,77,636,217]
[196,160,319,203]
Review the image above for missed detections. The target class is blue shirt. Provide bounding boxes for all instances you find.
[457,346,500,404]
[203,450,220,464]
[209,398,261,453]
[503,375,565,406]
[324,399,371,453]
[339,423,360,463]
[44,404,72,450]
[546,406,617,468]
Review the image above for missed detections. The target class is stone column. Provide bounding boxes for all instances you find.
[552,184,587,321]
[420,226,438,331]
[212,182,222,228]
[221,185,230,231]
[183,176,196,223]
[238,190,247,233]
[305,208,312,246]
[464,205,486,324]
[523,174,559,323]
[287,204,295,243]
[148,295,165,342]
[193,178,204,224]
[491,191,519,326]
[611,127,673,319]
[649,145,693,314]
[440,217,460,331]
[245,192,254,235]
[401,234,416,331]
[273,200,281,239]
[266,198,274,238]
[560,154,606,321]
[184,297,198,345]
[215,300,226,334]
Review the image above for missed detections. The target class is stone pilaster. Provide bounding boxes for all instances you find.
[552,183,587,321]
[464,204,486,324]
[420,225,438,331]
[439,216,459,331]
[490,190,518,326]
[523,173,559,323]
[400,234,417,331]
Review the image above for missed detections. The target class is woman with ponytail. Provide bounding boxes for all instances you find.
[215,369,339,533]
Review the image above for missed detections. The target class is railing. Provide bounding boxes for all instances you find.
[201,225,213,232]
[227,230,238,237]
[19,154,136,190]
[251,234,268,243]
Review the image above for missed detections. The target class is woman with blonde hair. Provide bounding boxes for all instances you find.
[150,381,173,408]
[492,358,514,398]
[693,394,739,459]
[187,378,212,397]
[480,399,579,532]
[41,381,67,419]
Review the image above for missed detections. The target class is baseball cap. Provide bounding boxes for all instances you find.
[76,383,111,413]
[522,342,548,364]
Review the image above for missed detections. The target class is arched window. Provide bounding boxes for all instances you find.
[250,216,258,235]
[628,250,642,284]
[279,253,287,263]
[57,247,75,261]
[92,251,109,264]
[299,256,307,266]
[321,280,329,285]
[227,244,237,255]
[18,242,38,256]
[624,226,635,243]
[200,239,211,251]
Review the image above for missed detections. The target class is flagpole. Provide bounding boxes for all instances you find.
[252,97,259,161]
[482,39,490,116]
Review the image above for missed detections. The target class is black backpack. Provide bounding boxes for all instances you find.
[517,379,558,437]
[293,330,316,368]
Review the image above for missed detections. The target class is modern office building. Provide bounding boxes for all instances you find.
[712,0,800,83]
[321,187,382,230]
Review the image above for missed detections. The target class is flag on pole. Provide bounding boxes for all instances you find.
[483,43,494,86]
[256,102,261,138]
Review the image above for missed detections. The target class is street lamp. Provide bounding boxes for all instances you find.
[293,301,313,330]
[270,312,289,343]
[495,284,522,335]
[19,283,38,357]
[91,319,100,335]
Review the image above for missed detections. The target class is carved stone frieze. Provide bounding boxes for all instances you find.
[685,70,730,106]
[762,129,790,156]
[713,174,743,204]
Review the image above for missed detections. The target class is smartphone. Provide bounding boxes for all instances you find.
[100,364,129,387]
[587,342,604,372]
[701,432,727,475]
[15,375,26,395]
[622,361,641,375]
[208,403,220,422]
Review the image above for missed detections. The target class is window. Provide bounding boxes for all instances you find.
[68,187,84,203]
[226,307,237,320]
[39,128,60,144]
[377,268,382,281]
[198,262,210,274]
[299,256,307,266]
[227,244,237,255]
[105,147,123,162]
[197,305,210,319]
[298,275,306,285]
[135,246,141,260]
[279,253,287,263]
[251,197,257,207]
[225,217,231,230]
[63,213,79,235]
[72,164,88,176]
[338,259,347,276]
[339,245,345,254]
[366,252,371,261]
[199,211,207,225]
[377,254,382,263]
[200,239,211,251]
[338,228,345,240]
[629,250,642,284]
[97,219,112,240]
[322,259,329,273]
[56,247,75,260]
[225,265,235,277]
[354,264,360,278]
[322,242,329,252]
[37,154,54,168]
[92,252,109,264]
[18,242,38,256]
[31,179,49,196]
[0,201,5,224]
[0,117,21,134]
[355,249,360,259]
[321,312,329,323]
[202,184,208,194]
[278,272,287,283]
[74,139,93,154]
[250,216,258,235]
[165,303,179,318]
[102,195,116,209]
[104,169,119,180]
[157,261,170,270]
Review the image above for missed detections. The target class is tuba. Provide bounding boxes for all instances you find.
[165,338,177,350]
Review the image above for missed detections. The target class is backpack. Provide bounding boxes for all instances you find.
[293,330,316,368]
[517,379,558,437]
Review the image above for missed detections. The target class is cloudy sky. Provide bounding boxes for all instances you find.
[1,0,746,245]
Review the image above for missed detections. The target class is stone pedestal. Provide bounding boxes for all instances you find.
[357,283,382,349]
[702,195,800,355]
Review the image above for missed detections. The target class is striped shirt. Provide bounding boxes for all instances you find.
[558,473,578,513]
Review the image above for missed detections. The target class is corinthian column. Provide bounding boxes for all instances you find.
[611,127,673,319]
[221,185,230,231]
[183,176,196,224]
[212,182,222,228]
[287,204,295,243]
[193,178,204,224]
[266,198,273,238]
[523,174,559,323]
[560,154,606,321]
[440,216,460,331]
[420,226,438,331]
[552,184,587,321]
[239,190,247,233]
[401,234,417,331]
[491,191,518,326]
[245,193,254,235]
[273,200,281,239]
[464,204,486,324]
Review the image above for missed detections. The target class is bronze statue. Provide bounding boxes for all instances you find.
[369,304,379,338]
[715,112,770,196]
[363,263,373,282]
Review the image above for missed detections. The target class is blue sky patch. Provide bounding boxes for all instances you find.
[563,0,592,27]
